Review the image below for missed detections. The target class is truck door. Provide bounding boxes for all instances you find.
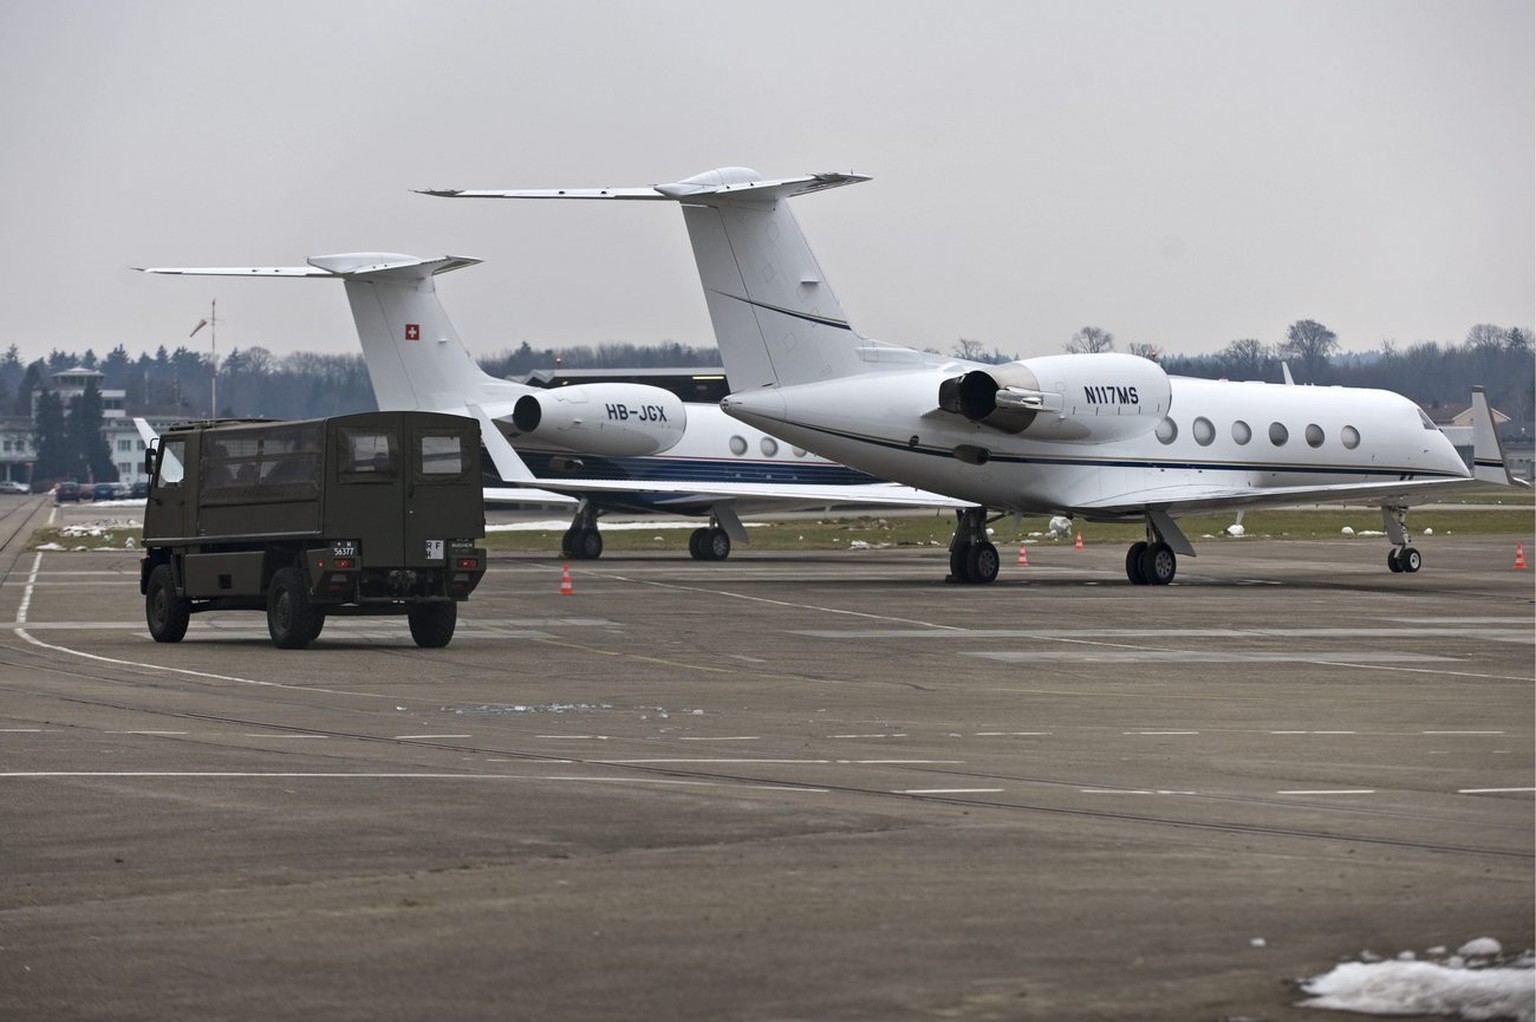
[406,421,483,564]
[144,435,191,540]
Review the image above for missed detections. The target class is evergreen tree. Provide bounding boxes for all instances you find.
[31,389,70,481]
[67,381,116,482]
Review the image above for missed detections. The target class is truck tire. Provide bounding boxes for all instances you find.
[267,567,324,649]
[145,564,190,643]
[407,601,457,648]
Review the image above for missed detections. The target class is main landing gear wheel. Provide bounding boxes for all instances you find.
[563,526,603,560]
[945,508,999,584]
[1126,541,1149,585]
[966,541,1000,584]
[689,527,731,561]
[1388,546,1422,574]
[1140,541,1177,585]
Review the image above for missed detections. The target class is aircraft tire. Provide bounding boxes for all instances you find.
[408,601,457,648]
[948,543,970,581]
[575,527,603,560]
[1125,542,1149,585]
[1140,542,1177,585]
[966,541,1000,584]
[1387,549,1403,573]
[145,564,190,643]
[688,527,708,560]
[1399,546,1422,573]
[704,527,731,561]
[267,567,324,649]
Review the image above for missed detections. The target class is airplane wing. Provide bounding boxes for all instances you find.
[512,476,970,510]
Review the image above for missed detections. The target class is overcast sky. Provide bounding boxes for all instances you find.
[2,0,1531,368]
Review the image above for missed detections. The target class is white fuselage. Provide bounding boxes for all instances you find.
[722,369,1472,517]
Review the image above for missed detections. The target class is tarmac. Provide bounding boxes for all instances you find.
[1,496,1531,1021]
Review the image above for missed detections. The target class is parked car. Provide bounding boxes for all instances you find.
[0,480,29,494]
[54,481,81,503]
[91,482,119,501]
[130,480,150,499]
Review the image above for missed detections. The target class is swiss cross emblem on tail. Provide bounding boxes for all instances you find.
[405,323,420,341]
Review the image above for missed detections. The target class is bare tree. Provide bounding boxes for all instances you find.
[1125,342,1160,360]
[952,338,987,361]
[1221,337,1272,380]
[1066,326,1115,354]
[1280,319,1338,381]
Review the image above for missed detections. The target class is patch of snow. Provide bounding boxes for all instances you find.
[1341,526,1355,536]
[1298,940,1534,1021]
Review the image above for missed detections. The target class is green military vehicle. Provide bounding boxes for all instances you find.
[140,411,487,649]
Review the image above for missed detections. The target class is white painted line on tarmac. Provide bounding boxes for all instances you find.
[898,788,1004,795]
[14,552,388,698]
[1277,789,1377,795]
[1423,730,1505,735]
[828,733,908,739]
[593,758,830,765]
[841,759,964,765]
[0,728,45,732]
[1458,787,1536,794]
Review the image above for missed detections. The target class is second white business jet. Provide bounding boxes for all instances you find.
[421,167,1527,585]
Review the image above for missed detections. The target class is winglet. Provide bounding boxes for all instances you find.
[1470,386,1529,487]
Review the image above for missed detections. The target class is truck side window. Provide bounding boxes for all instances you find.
[340,430,397,479]
[158,439,186,486]
[418,433,466,478]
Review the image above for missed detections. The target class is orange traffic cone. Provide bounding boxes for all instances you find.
[559,565,574,595]
[1016,544,1029,567]
[1515,544,1528,570]
[1074,531,1084,552]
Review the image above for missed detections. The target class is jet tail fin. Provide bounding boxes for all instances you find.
[138,253,524,416]
[1470,386,1529,487]
[421,168,877,390]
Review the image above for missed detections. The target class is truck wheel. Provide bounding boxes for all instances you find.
[408,602,457,648]
[145,564,190,643]
[267,567,323,649]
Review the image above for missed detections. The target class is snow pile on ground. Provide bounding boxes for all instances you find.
[1298,938,1534,1020]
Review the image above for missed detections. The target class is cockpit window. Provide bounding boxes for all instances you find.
[1417,409,1439,431]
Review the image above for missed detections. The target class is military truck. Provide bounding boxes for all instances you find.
[140,411,487,649]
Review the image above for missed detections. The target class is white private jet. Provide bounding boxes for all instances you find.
[420,167,1528,585]
[137,252,964,561]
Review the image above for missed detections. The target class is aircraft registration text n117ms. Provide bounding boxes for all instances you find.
[136,252,966,563]
[421,166,1528,586]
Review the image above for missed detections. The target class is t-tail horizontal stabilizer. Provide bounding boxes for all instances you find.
[418,168,876,391]
[137,253,523,418]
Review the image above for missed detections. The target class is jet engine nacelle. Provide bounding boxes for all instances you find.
[938,353,1172,442]
[509,383,687,457]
